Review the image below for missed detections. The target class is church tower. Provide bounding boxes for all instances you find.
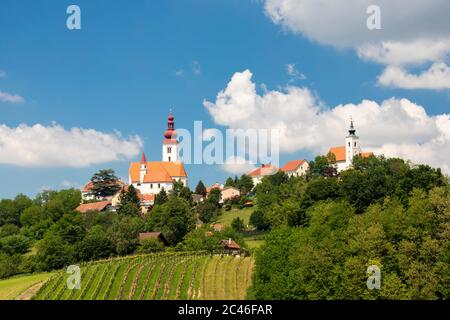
[139,152,147,183]
[162,112,179,162]
[345,118,361,167]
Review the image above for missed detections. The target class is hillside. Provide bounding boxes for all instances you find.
[33,253,254,300]
[0,273,53,300]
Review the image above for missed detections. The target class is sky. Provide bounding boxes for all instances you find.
[0,0,449,198]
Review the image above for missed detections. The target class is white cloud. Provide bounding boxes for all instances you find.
[0,90,25,103]
[0,123,143,167]
[264,0,450,90]
[286,63,306,80]
[221,156,256,175]
[0,71,6,78]
[378,62,450,90]
[205,70,450,173]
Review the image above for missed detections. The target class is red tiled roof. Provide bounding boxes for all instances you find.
[281,159,306,172]
[206,183,222,193]
[138,232,168,245]
[360,152,374,158]
[248,164,278,177]
[328,146,346,162]
[76,201,111,213]
[220,239,241,250]
[129,161,187,183]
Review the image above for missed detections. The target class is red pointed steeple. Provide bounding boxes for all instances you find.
[140,152,147,164]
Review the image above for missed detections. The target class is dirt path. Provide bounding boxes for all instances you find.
[15,281,45,300]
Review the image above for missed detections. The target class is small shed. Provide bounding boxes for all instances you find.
[138,232,169,246]
[220,238,241,254]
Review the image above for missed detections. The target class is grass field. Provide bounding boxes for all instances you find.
[215,207,267,249]
[31,253,254,300]
[215,207,254,227]
[0,273,53,300]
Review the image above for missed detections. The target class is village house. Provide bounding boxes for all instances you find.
[328,119,373,172]
[138,232,169,246]
[220,238,241,255]
[221,186,240,201]
[281,159,309,177]
[76,200,112,214]
[247,164,279,186]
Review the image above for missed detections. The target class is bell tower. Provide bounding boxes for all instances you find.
[345,118,361,166]
[162,111,179,162]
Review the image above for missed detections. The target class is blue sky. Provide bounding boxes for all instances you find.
[1,0,449,198]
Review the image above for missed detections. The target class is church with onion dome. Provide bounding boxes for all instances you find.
[128,112,188,198]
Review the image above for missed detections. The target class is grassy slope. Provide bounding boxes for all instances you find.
[0,273,53,300]
[215,207,267,249]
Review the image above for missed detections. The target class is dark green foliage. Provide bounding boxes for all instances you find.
[76,225,114,261]
[207,188,222,207]
[90,169,121,198]
[197,201,220,224]
[231,217,245,233]
[0,234,30,255]
[146,197,195,245]
[249,209,270,231]
[308,154,338,178]
[237,174,254,195]
[35,233,76,271]
[108,215,143,256]
[225,177,236,187]
[195,180,207,197]
[136,238,165,253]
[154,187,168,205]
[253,189,450,299]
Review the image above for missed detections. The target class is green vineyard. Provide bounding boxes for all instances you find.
[34,253,254,300]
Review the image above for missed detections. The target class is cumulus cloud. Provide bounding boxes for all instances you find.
[0,90,25,103]
[0,123,143,167]
[378,63,450,90]
[205,70,450,173]
[263,0,450,90]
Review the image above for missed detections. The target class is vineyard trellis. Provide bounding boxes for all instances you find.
[33,252,254,300]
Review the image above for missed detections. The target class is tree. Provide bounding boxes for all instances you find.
[250,210,270,231]
[90,169,121,198]
[154,188,168,206]
[231,217,245,233]
[0,234,30,255]
[147,197,195,245]
[197,201,220,224]
[195,180,207,196]
[308,154,338,178]
[136,238,164,254]
[35,233,75,271]
[76,225,114,261]
[117,185,141,216]
[108,216,143,255]
[225,177,236,188]
[237,174,254,195]
[20,205,45,227]
[207,188,222,207]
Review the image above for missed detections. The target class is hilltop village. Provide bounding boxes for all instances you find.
[78,113,373,215]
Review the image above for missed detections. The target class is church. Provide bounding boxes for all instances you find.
[128,112,188,197]
[328,119,373,172]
